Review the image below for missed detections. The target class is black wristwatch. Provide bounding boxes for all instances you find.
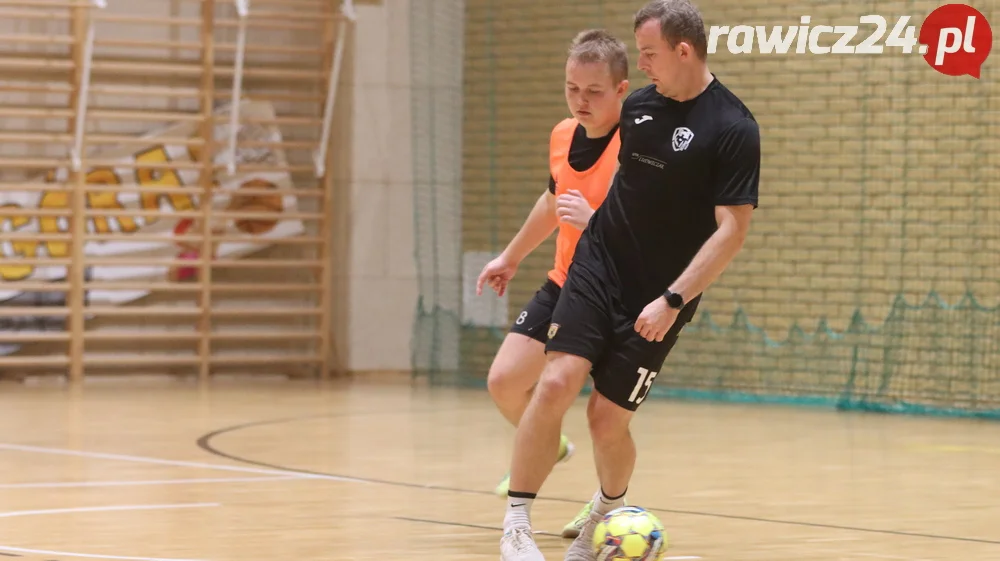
[663,289,685,310]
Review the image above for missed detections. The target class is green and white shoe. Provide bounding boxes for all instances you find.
[561,495,628,539]
[494,434,576,497]
[561,499,594,539]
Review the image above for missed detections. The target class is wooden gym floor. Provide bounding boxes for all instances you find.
[0,374,998,561]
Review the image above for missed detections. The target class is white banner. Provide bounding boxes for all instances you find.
[0,100,308,352]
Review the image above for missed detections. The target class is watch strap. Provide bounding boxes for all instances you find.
[663,289,684,309]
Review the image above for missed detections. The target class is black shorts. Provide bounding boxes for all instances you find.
[544,264,699,411]
[508,278,562,344]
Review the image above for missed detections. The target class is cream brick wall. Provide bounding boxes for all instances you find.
[459,0,1000,389]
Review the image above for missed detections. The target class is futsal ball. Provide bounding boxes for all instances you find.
[592,506,668,561]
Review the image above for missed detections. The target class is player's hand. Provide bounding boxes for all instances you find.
[556,189,594,230]
[476,254,518,297]
[634,296,679,342]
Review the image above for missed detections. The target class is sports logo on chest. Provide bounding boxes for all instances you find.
[627,123,700,174]
[671,127,694,151]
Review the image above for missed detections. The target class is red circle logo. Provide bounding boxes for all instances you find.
[919,4,993,78]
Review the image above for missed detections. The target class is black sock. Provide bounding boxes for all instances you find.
[601,487,627,501]
[595,487,627,514]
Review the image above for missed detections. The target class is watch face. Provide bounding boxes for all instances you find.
[667,293,683,308]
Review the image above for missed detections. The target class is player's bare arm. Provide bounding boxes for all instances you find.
[634,204,752,342]
[666,203,753,302]
[476,190,558,297]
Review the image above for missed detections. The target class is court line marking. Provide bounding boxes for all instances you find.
[0,475,298,489]
[392,515,561,538]
[392,516,702,559]
[0,502,219,519]
[906,444,1000,455]
[197,413,1000,547]
[809,546,935,560]
[0,545,204,561]
[0,504,217,560]
[0,442,362,483]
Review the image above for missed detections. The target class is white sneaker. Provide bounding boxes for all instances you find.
[563,506,601,561]
[500,526,546,561]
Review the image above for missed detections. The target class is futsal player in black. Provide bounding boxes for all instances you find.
[498,1,761,560]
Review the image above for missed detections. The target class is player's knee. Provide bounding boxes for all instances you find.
[486,362,522,401]
[534,372,575,408]
[534,359,588,409]
[587,392,632,447]
[486,336,546,402]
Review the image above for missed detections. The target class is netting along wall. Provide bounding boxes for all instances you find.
[412,0,1000,417]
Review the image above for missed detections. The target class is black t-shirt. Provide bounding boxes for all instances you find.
[573,77,760,314]
[548,123,620,193]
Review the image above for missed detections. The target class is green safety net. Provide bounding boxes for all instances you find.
[410,0,1000,417]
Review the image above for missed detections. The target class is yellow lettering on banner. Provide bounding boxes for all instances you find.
[1,171,74,280]
[135,145,194,224]
[38,191,69,258]
[0,204,34,281]
[187,141,202,164]
[85,167,137,234]
[0,191,72,280]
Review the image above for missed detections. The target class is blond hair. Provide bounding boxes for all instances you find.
[567,29,629,84]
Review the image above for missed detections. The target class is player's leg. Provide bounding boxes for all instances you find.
[489,280,576,497]
[507,352,593,493]
[501,352,592,561]
[487,333,548,425]
[500,273,611,561]
[563,301,696,561]
[589,388,636,495]
[559,395,631,539]
[488,332,577,496]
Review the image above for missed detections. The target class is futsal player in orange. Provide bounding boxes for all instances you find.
[476,28,630,539]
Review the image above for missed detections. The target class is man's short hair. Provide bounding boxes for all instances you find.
[633,0,708,60]
[567,29,629,84]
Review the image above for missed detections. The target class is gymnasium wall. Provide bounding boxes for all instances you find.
[419,0,1000,414]
[338,0,465,372]
[340,0,415,372]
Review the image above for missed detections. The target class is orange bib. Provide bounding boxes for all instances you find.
[547,118,621,287]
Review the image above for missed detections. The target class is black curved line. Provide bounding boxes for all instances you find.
[195,409,502,497]
[392,516,562,539]
[195,414,1000,546]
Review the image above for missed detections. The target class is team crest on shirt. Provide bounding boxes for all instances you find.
[671,127,694,151]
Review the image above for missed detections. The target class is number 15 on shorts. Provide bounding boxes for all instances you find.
[629,367,658,404]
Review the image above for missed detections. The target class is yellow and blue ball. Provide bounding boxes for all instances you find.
[592,506,668,561]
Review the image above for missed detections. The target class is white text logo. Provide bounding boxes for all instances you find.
[706,6,992,78]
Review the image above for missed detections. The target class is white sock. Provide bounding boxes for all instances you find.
[503,492,535,531]
[593,487,626,516]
